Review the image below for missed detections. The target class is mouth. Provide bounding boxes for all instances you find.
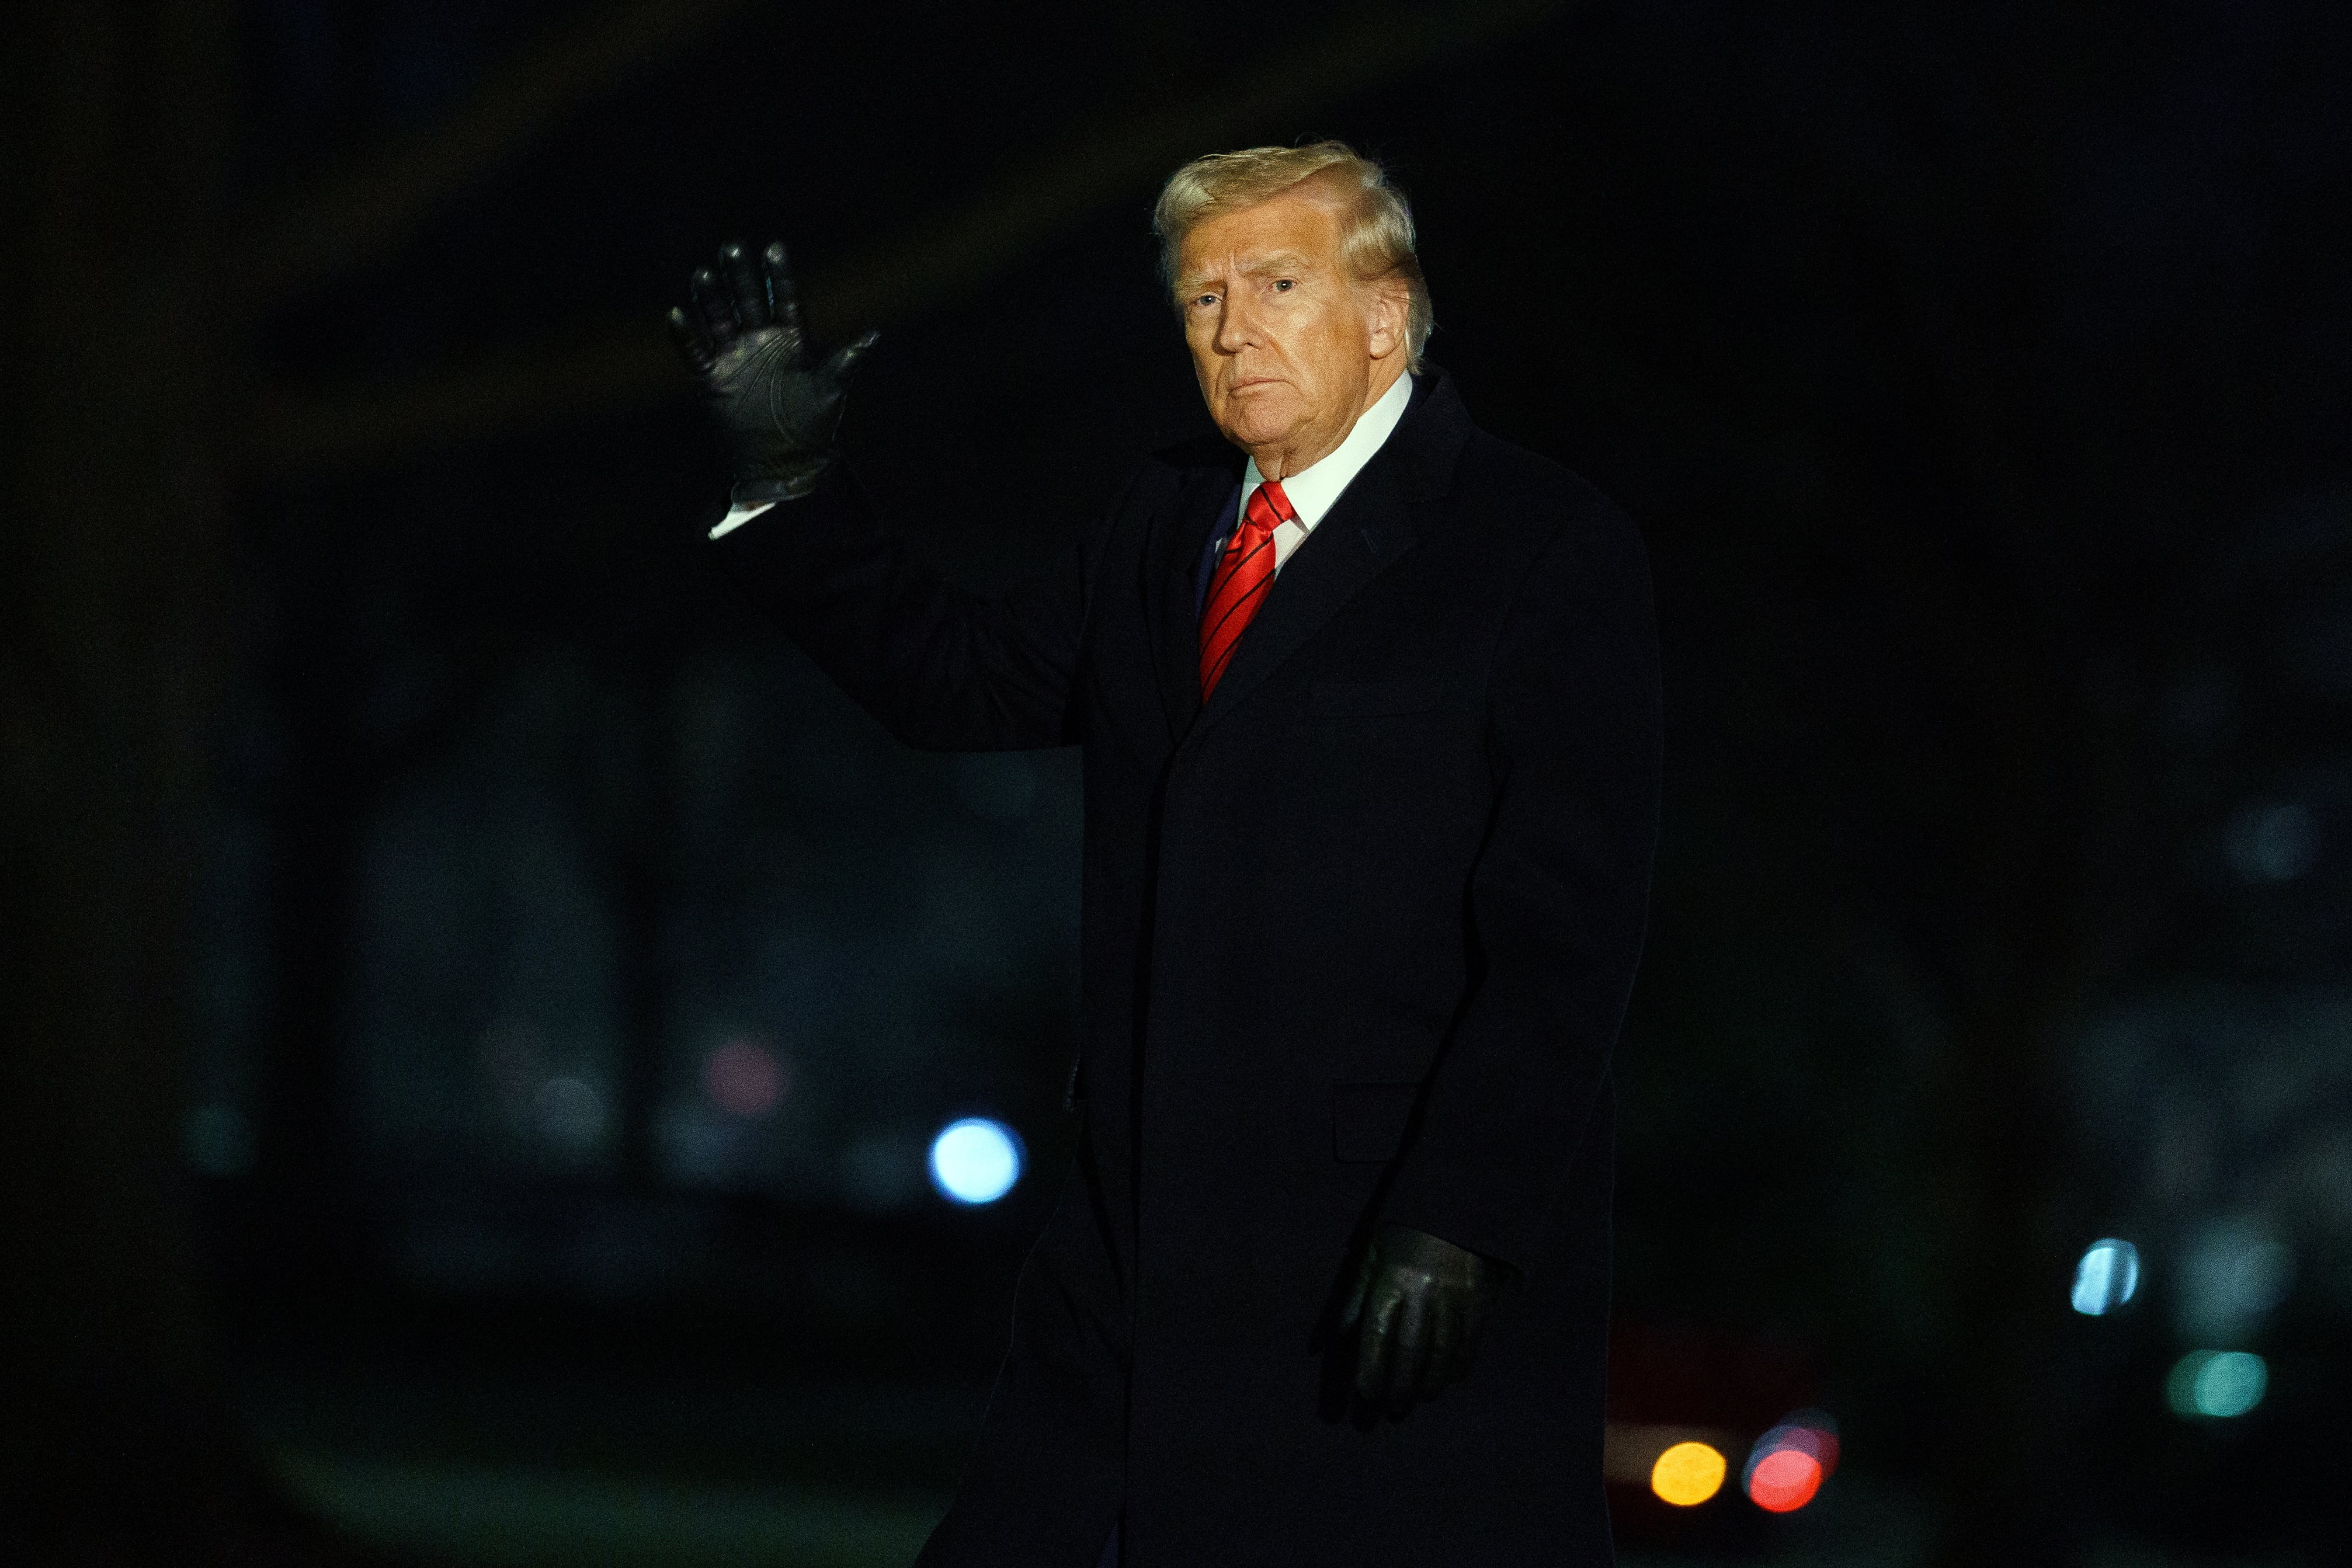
[1228,376,1283,391]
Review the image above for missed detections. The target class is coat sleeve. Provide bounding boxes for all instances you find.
[1375,498,1663,1275]
[710,458,1132,752]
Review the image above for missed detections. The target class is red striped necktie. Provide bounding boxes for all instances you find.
[1199,478,1295,700]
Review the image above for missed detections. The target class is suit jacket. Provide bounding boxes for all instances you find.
[714,367,1662,1567]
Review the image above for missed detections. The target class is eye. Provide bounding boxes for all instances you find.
[1273,278,1295,292]
[1191,292,1218,309]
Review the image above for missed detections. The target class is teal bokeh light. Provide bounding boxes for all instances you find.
[2166,1350,2268,1419]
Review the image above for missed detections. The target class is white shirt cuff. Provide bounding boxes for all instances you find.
[709,499,780,540]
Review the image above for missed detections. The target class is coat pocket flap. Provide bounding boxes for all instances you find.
[1310,677,1448,717]
[1332,1080,1422,1163]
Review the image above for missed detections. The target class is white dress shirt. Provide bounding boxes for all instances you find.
[709,366,1415,547]
[1227,366,1414,576]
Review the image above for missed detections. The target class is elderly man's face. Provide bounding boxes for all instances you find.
[1176,188,1406,478]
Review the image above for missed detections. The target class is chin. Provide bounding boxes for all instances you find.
[1217,393,1307,451]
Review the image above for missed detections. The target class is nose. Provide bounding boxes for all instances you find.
[1213,292,1259,356]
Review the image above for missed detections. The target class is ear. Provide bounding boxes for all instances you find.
[1363,279,1410,361]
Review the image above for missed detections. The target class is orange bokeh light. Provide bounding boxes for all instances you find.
[1746,1447,1823,1513]
[1649,1441,1727,1507]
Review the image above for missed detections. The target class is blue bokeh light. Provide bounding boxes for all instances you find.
[929,1117,1024,1205]
[2071,1237,2141,1316]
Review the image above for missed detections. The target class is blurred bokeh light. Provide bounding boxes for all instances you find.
[928,1118,1023,1205]
[2167,1350,2270,1420]
[1741,1413,1837,1514]
[700,1037,786,1119]
[2175,1217,2294,1344]
[2072,1237,2143,1316]
[1744,1445,1823,1514]
[1648,1440,1726,1507]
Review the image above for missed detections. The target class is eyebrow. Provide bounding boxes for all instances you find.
[1175,251,1319,295]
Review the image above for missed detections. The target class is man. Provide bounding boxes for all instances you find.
[668,142,1660,1566]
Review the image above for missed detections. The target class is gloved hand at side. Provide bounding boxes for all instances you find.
[668,239,879,505]
[1338,1222,1517,1419]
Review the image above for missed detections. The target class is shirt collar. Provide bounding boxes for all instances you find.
[1239,368,1415,532]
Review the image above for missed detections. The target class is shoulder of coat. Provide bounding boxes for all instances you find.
[1451,430,1639,553]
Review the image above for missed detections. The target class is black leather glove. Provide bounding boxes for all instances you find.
[667,239,879,505]
[1337,1223,1516,1418]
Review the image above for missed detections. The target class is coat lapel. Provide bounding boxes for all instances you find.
[1194,464,1418,728]
[1191,369,1475,737]
[1144,457,1239,745]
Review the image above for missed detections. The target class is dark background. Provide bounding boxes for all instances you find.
[8,1,2351,1564]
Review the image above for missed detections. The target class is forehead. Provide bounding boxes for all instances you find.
[1176,189,1346,279]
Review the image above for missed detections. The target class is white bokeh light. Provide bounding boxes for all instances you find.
[2070,1237,2141,1316]
[929,1118,1024,1205]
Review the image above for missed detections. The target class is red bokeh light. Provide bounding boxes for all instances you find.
[1767,1421,1839,1475]
[703,1038,786,1118]
[1746,1447,1823,1513]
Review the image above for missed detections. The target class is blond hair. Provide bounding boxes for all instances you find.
[1152,141,1434,373]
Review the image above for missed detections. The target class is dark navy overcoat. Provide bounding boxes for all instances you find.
[715,370,1660,1566]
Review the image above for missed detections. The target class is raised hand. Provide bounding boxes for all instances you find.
[1337,1223,1515,1420]
[668,239,880,504]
